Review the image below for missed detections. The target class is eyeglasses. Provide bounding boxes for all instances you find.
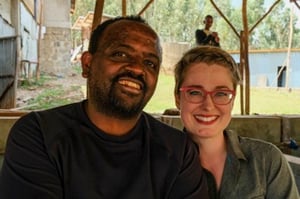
[179,86,235,105]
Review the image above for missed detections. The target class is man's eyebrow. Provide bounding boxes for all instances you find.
[143,52,160,62]
[111,44,161,61]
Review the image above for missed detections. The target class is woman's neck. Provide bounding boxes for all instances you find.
[198,134,227,190]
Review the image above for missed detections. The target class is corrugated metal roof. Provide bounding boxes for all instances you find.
[72,12,114,30]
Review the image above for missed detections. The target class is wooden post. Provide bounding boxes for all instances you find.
[240,31,245,115]
[92,0,105,31]
[286,5,294,88]
[242,0,250,114]
[138,0,154,16]
[37,0,43,80]
[122,0,127,16]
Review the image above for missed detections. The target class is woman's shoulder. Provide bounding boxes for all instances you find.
[226,130,283,159]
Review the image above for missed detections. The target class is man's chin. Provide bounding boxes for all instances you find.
[97,98,146,119]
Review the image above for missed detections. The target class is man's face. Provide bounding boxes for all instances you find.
[85,20,161,119]
[204,17,213,30]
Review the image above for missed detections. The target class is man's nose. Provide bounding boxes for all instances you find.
[125,62,145,76]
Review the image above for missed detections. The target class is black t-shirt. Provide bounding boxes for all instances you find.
[0,100,208,199]
[195,29,220,47]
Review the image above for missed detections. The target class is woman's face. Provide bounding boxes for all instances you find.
[175,62,235,140]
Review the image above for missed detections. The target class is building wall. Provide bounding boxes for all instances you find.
[0,0,12,25]
[20,2,38,62]
[0,0,18,109]
[40,27,72,73]
[163,43,300,88]
[44,0,71,28]
[161,42,190,74]
[231,50,300,88]
[0,16,15,36]
[40,0,72,74]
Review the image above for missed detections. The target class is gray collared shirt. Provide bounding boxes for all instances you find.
[206,130,299,199]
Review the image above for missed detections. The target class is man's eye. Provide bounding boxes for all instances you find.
[112,52,127,58]
[143,60,157,69]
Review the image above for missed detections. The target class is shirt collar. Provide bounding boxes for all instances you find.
[225,130,247,161]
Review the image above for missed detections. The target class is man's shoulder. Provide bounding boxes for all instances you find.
[235,133,283,159]
[142,112,184,134]
[141,112,190,147]
[13,101,84,138]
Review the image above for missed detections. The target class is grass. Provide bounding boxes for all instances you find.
[19,70,300,115]
[26,87,76,110]
[18,69,84,111]
[144,72,300,115]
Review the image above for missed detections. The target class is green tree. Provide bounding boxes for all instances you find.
[71,0,300,50]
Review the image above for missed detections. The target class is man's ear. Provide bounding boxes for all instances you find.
[81,51,92,78]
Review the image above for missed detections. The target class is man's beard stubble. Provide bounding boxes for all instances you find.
[88,76,147,119]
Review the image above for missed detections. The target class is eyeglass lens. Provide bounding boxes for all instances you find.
[182,88,234,105]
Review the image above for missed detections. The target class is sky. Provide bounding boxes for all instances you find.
[231,0,300,27]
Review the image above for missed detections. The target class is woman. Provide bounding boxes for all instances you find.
[174,46,299,198]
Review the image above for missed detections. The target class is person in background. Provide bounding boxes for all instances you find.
[0,16,209,199]
[174,46,299,198]
[195,15,220,47]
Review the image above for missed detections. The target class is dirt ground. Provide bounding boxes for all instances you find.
[16,70,87,110]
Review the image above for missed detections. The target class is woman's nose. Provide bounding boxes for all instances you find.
[200,94,215,110]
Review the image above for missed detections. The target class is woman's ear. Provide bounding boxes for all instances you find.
[81,51,92,78]
[174,91,181,110]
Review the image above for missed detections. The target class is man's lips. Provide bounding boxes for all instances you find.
[119,79,141,90]
[117,77,145,96]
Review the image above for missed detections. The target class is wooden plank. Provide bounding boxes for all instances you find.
[92,0,105,31]
[284,154,300,165]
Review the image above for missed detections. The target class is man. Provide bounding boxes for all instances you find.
[195,15,220,47]
[0,16,208,198]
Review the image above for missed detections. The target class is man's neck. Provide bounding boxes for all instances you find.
[85,101,140,136]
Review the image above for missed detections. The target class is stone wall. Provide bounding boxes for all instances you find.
[160,114,300,146]
[161,42,190,74]
[1,113,300,190]
[39,27,72,74]
[1,113,300,154]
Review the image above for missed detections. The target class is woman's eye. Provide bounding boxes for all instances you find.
[215,91,229,97]
[188,90,202,96]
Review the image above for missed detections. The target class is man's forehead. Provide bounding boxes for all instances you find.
[99,20,160,49]
[96,19,162,61]
[104,20,156,37]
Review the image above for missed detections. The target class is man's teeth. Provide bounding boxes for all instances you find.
[195,116,217,122]
[119,80,141,89]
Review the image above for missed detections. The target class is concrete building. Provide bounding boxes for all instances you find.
[0,0,75,108]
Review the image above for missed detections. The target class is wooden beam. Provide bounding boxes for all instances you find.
[92,0,105,31]
[284,154,300,165]
[138,0,154,16]
[122,0,126,16]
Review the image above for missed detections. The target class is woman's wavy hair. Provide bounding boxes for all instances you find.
[174,46,242,94]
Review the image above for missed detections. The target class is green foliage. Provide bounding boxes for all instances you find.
[19,74,52,89]
[25,85,83,110]
[20,73,300,114]
[71,0,300,50]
